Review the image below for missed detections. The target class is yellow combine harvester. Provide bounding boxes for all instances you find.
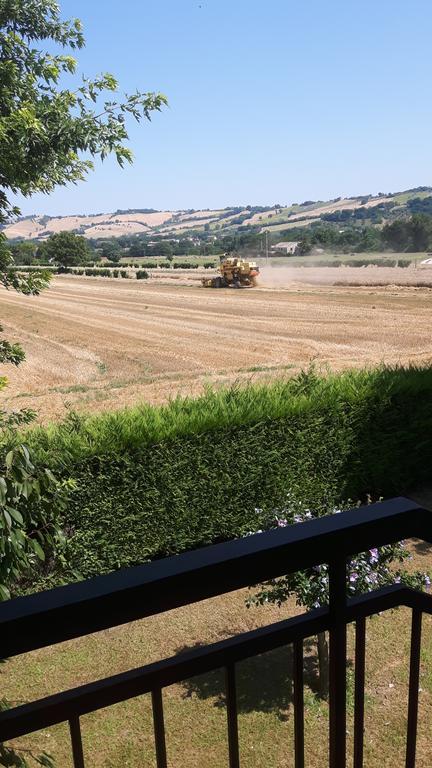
[201,256,260,288]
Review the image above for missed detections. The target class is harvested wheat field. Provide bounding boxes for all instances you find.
[2,270,432,421]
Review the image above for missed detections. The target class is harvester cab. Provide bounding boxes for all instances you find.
[201,254,260,288]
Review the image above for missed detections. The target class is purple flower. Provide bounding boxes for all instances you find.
[349,572,359,583]
[369,548,379,564]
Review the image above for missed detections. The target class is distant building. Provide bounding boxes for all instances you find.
[270,241,300,255]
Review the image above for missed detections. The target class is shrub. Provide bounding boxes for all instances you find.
[172,262,200,269]
[25,365,432,583]
[120,270,128,278]
[136,270,149,280]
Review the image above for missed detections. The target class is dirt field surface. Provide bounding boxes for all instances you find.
[2,270,432,421]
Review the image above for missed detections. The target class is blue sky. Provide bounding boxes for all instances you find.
[16,0,432,215]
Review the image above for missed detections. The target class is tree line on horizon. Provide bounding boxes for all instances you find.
[7,210,432,267]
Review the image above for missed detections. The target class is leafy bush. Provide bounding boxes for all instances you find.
[136,270,149,279]
[120,270,128,278]
[172,262,200,269]
[84,268,112,277]
[139,261,159,268]
[25,365,432,584]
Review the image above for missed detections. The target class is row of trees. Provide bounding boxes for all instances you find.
[281,214,432,254]
[9,230,266,267]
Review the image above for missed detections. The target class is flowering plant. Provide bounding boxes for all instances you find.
[249,493,430,611]
[247,493,430,697]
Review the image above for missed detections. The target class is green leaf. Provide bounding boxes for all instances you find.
[7,507,23,525]
[0,476,7,504]
[0,583,11,600]
[30,539,46,561]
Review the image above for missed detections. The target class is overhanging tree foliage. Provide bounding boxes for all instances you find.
[0,0,167,343]
[0,0,167,225]
[0,0,167,593]
[0,2,166,763]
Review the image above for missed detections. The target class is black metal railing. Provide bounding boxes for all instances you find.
[0,496,431,767]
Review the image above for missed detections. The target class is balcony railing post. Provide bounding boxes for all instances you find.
[329,558,347,768]
[293,639,305,768]
[69,716,85,768]
[225,664,240,768]
[151,688,168,768]
[353,617,366,768]
[405,608,422,768]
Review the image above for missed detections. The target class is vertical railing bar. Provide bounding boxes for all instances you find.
[152,687,168,768]
[225,664,240,768]
[329,557,347,768]
[405,608,422,768]
[293,639,305,768]
[353,617,366,768]
[69,716,85,768]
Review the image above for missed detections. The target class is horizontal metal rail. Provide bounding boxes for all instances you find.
[1,585,430,743]
[0,497,428,658]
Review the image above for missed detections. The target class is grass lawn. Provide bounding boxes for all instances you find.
[4,526,432,768]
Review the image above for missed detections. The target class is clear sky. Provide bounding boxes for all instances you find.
[15,0,432,216]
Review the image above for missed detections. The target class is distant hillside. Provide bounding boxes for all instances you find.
[3,187,432,241]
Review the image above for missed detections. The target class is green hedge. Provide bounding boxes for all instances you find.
[25,366,432,582]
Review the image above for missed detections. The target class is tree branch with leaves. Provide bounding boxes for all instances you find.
[0,1,167,763]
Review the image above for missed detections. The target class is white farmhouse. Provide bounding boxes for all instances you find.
[270,241,300,255]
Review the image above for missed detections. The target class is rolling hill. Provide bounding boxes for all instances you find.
[3,187,432,241]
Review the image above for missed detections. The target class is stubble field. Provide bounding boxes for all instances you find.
[2,269,432,421]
